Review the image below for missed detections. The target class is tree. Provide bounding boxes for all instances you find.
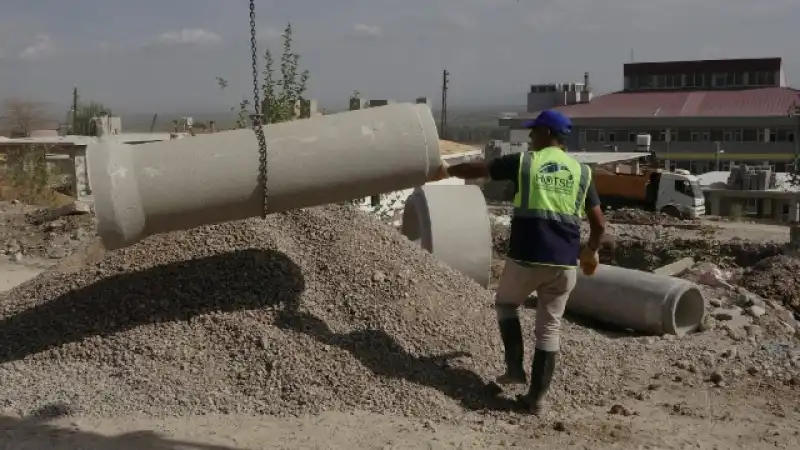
[0,98,48,137]
[215,22,309,129]
[73,100,112,136]
[260,23,309,124]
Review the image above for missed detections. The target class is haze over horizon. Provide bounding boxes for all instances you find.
[0,0,796,115]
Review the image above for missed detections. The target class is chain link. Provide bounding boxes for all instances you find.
[249,0,269,219]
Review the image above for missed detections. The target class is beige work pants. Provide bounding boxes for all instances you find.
[495,260,577,352]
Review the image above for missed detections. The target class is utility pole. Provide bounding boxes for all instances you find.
[71,86,79,134]
[440,69,449,140]
[791,103,800,160]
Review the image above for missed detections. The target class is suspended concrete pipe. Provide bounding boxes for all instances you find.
[401,184,492,288]
[569,265,706,336]
[401,188,706,336]
[88,103,442,250]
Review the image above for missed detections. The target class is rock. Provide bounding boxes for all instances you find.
[709,298,723,308]
[747,305,766,318]
[45,219,67,231]
[709,372,724,385]
[608,404,634,416]
[43,201,91,221]
[9,252,23,263]
[737,291,765,308]
[713,308,741,321]
[45,245,68,259]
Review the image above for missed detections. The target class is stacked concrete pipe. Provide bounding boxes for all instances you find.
[399,185,706,336]
[88,103,442,250]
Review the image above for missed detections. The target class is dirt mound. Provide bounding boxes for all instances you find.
[607,208,694,225]
[740,255,800,314]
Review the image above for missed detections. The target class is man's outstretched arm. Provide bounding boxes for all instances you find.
[447,161,491,179]
[430,154,519,182]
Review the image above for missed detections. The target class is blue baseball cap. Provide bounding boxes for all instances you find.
[522,110,572,136]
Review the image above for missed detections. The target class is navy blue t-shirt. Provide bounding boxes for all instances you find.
[488,152,601,265]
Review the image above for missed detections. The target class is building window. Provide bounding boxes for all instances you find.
[769,130,777,142]
[608,130,631,142]
[758,129,767,142]
[777,129,795,142]
[663,74,682,89]
[690,131,702,141]
[653,75,665,89]
[742,128,758,142]
[721,161,731,171]
[628,132,638,142]
[647,130,663,141]
[584,129,600,142]
[686,73,704,88]
[723,130,743,142]
[725,72,744,86]
[677,129,692,141]
[661,129,677,142]
[710,129,724,142]
[598,130,606,142]
[712,73,726,87]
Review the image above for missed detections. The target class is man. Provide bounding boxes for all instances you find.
[437,109,606,415]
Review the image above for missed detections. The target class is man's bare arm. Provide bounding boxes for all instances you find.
[585,205,606,251]
[446,161,491,179]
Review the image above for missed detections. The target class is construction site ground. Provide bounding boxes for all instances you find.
[0,200,798,449]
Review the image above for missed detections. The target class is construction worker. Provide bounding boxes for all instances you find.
[435,109,606,415]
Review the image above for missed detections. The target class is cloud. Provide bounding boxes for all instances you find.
[351,23,382,37]
[17,34,54,61]
[257,25,281,40]
[142,28,222,50]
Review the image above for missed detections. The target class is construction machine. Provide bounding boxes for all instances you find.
[593,165,705,218]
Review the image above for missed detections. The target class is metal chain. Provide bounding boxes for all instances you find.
[249,0,269,219]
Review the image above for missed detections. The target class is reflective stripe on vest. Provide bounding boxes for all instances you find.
[512,147,591,224]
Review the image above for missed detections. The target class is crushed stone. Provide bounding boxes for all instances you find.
[0,205,797,423]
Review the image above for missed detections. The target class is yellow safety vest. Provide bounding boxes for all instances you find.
[511,147,591,267]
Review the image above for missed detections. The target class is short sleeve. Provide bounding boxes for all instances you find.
[487,153,521,182]
[584,178,601,212]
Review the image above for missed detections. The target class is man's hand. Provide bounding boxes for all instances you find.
[579,244,599,275]
[427,160,451,182]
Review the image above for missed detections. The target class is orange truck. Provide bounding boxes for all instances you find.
[593,167,706,218]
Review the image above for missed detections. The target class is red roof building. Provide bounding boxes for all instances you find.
[499,58,800,172]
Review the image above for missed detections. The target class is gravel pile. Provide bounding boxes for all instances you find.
[740,255,800,314]
[2,205,790,421]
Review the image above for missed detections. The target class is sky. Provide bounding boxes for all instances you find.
[0,0,797,114]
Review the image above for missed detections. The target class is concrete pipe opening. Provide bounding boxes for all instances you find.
[665,285,706,336]
[401,184,491,288]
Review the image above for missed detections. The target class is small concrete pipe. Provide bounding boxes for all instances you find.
[401,184,492,288]
[88,103,442,250]
[569,264,706,336]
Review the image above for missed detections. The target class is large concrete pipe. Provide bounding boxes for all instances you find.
[401,185,492,288]
[569,265,706,336]
[88,103,441,250]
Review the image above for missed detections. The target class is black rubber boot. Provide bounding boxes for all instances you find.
[517,348,557,415]
[495,318,526,385]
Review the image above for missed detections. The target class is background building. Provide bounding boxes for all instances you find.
[500,57,800,173]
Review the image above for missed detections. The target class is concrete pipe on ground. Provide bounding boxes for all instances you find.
[569,264,706,336]
[401,184,492,288]
[88,103,442,250]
